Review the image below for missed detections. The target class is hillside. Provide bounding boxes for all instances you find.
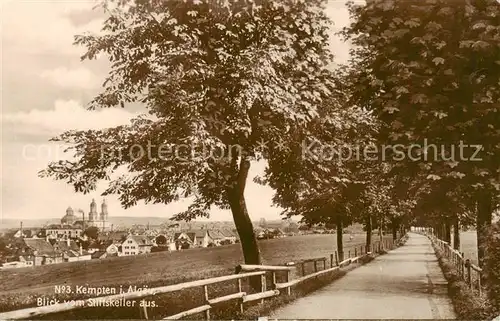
[0,217,296,230]
[0,217,172,230]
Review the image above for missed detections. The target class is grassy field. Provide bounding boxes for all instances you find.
[0,233,394,315]
[459,231,478,264]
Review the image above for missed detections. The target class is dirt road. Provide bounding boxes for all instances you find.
[269,233,456,319]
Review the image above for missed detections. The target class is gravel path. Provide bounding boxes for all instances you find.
[269,233,456,319]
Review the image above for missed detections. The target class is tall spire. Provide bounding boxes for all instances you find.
[101,199,108,219]
[89,198,97,221]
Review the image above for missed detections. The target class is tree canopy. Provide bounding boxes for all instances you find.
[39,0,343,275]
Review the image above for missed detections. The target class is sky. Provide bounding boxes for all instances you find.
[0,0,352,223]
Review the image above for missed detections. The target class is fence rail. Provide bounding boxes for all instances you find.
[417,228,484,296]
[0,235,406,320]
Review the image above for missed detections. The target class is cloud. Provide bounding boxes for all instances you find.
[40,67,101,89]
[2,99,139,135]
[1,0,103,56]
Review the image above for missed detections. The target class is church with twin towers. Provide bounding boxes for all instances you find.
[61,199,110,231]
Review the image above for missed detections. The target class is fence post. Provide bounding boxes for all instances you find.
[348,250,351,258]
[301,262,305,276]
[354,248,357,257]
[203,285,210,320]
[465,259,472,288]
[261,274,266,304]
[237,279,243,313]
[314,260,318,272]
[330,253,334,268]
[323,257,327,270]
[141,300,149,320]
[271,272,276,290]
[335,251,339,266]
[461,253,465,280]
[477,273,482,296]
[286,269,291,295]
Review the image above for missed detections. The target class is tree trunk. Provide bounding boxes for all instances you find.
[365,214,372,252]
[444,219,452,244]
[453,217,460,250]
[336,216,344,262]
[391,221,398,241]
[477,190,493,268]
[228,158,261,290]
[379,215,384,250]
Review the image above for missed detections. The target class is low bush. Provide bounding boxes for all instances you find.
[432,241,496,320]
[485,223,500,313]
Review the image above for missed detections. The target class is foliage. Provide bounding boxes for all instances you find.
[343,0,500,267]
[40,0,335,214]
[343,0,500,193]
[155,234,167,245]
[38,0,339,267]
[485,223,500,312]
[84,226,99,240]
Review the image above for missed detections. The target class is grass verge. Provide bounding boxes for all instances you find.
[431,241,496,320]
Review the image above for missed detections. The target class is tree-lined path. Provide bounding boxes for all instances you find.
[269,233,456,319]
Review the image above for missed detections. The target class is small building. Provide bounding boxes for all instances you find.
[209,230,225,246]
[105,243,120,256]
[12,229,38,238]
[91,251,107,260]
[121,235,153,256]
[17,238,64,266]
[220,229,238,243]
[174,230,214,248]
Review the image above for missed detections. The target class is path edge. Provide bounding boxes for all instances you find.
[427,235,496,320]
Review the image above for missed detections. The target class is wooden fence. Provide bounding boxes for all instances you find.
[0,236,404,320]
[421,230,483,296]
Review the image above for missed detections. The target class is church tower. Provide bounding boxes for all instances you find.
[89,199,97,222]
[100,199,108,221]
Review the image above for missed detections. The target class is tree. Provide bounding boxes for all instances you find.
[84,226,99,240]
[343,0,500,267]
[155,235,167,245]
[258,218,267,229]
[39,0,335,289]
[485,222,500,314]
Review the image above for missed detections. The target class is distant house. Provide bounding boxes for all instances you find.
[167,242,177,251]
[209,230,225,246]
[87,241,102,253]
[255,228,266,239]
[54,239,91,262]
[12,229,38,238]
[121,235,153,256]
[98,231,128,243]
[91,251,107,260]
[105,243,120,256]
[17,238,63,266]
[274,228,285,238]
[220,229,238,243]
[174,230,214,248]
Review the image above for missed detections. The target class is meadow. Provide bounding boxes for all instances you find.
[459,231,478,264]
